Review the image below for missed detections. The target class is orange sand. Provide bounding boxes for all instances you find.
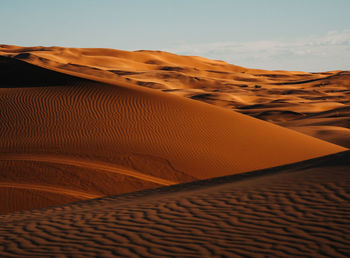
[0,45,347,213]
[0,151,349,257]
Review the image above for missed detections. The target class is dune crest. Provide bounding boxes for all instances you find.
[0,45,347,213]
[3,45,349,148]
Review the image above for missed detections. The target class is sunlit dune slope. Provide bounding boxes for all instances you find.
[0,45,347,213]
[3,45,349,148]
[2,45,349,122]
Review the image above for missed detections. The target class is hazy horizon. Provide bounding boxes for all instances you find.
[1,0,350,72]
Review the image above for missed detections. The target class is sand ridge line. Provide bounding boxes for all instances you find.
[0,154,177,186]
[0,182,101,199]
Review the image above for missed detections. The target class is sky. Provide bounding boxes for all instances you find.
[1,0,349,72]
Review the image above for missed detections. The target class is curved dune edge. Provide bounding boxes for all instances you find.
[0,154,177,186]
[0,45,348,213]
[2,45,349,149]
[0,151,349,257]
[0,182,101,199]
[0,53,346,173]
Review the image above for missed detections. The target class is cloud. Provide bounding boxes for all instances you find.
[166,30,350,72]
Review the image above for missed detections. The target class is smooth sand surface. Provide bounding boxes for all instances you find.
[0,151,349,257]
[0,45,346,213]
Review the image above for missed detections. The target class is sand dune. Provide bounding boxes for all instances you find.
[1,45,349,256]
[0,45,346,213]
[0,182,101,199]
[1,151,349,257]
[0,45,348,213]
[2,44,349,146]
[1,154,177,185]
[280,106,350,148]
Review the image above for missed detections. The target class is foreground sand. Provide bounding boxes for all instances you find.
[0,45,346,213]
[1,151,349,257]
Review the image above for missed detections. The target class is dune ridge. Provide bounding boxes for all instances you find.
[0,182,101,199]
[0,154,177,186]
[2,44,350,148]
[0,45,347,213]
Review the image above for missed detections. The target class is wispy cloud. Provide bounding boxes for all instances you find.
[167,30,350,72]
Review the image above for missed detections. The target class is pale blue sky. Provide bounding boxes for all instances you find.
[1,0,350,71]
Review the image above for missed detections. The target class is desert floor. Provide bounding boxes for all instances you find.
[0,45,349,256]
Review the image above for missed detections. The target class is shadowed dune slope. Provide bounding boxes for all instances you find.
[0,45,347,212]
[1,151,349,257]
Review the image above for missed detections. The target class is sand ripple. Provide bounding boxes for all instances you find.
[0,151,349,257]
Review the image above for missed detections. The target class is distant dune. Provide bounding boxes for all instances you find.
[0,45,347,213]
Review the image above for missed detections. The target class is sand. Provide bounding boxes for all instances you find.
[0,151,349,257]
[0,44,349,256]
[0,45,346,213]
[2,44,349,148]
